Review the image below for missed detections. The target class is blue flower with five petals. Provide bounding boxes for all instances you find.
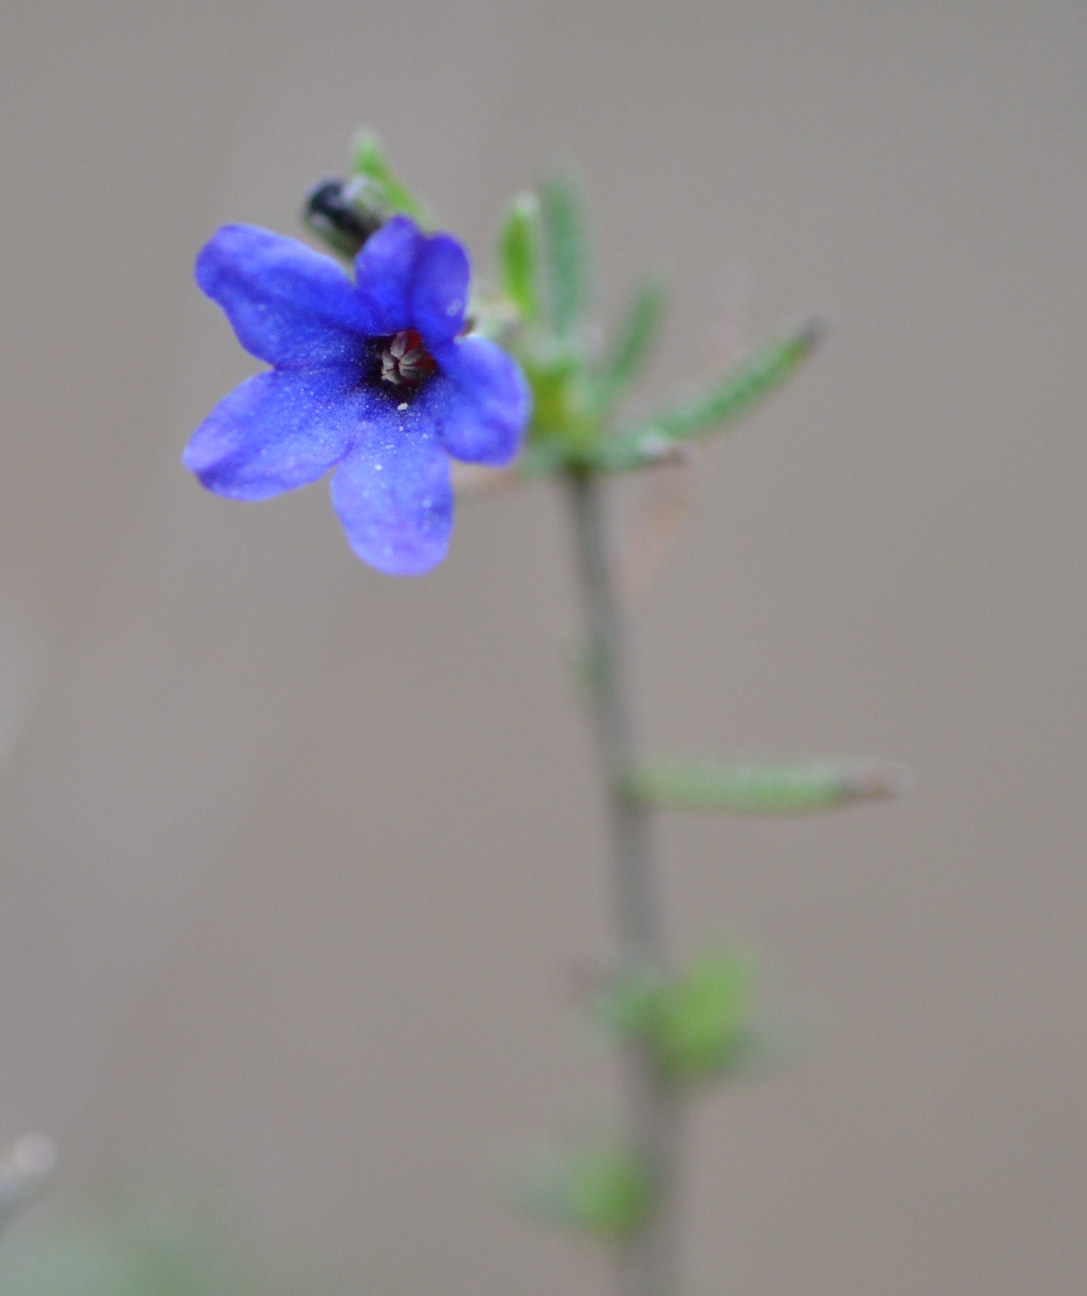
[185,215,530,574]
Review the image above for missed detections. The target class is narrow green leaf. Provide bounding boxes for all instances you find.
[498,192,542,322]
[540,176,588,339]
[349,129,428,224]
[598,317,826,470]
[598,278,667,408]
[628,758,901,815]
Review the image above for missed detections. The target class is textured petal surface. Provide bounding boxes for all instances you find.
[330,418,453,574]
[422,336,531,466]
[184,368,373,500]
[196,225,370,367]
[412,233,469,347]
[352,215,424,335]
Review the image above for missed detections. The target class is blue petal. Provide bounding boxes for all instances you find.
[353,217,470,346]
[196,225,371,367]
[412,233,469,347]
[330,419,453,574]
[422,336,531,466]
[352,215,424,335]
[185,368,374,500]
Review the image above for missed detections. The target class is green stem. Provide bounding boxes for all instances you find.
[564,468,679,1296]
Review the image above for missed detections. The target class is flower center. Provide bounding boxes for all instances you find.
[379,329,438,389]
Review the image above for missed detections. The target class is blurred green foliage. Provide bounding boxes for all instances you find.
[595,949,760,1086]
[516,1138,653,1241]
[349,129,429,225]
[0,1207,258,1296]
[497,174,823,476]
[498,192,543,325]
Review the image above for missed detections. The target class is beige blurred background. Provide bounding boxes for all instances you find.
[1,0,1085,1292]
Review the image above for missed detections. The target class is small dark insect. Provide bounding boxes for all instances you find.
[303,177,383,258]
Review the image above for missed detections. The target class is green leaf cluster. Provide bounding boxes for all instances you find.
[595,950,758,1086]
[516,1139,652,1241]
[652,951,757,1083]
[494,176,823,475]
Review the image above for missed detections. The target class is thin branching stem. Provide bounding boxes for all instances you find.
[564,468,680,1296]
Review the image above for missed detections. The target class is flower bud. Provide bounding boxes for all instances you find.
[303,177,383,258]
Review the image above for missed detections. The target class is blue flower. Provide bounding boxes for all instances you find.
[185,216,530,574]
